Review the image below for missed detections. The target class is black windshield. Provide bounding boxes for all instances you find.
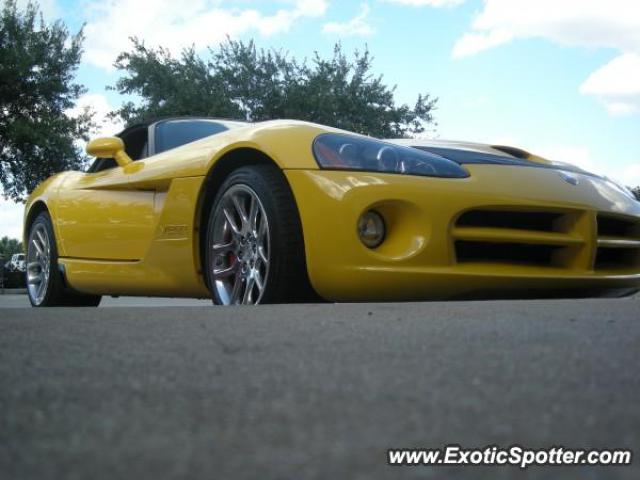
[155,120,231,154]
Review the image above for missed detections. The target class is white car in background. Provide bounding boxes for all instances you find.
[5,253,26,272]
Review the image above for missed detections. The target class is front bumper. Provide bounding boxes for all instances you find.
[285,165,640,301]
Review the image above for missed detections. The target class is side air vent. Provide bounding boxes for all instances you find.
[594,214,640,271]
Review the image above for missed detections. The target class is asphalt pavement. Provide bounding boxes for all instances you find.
[1,296,639,479]
[0,293,212,308]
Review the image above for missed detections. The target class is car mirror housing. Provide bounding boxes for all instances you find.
[86,137,132,167]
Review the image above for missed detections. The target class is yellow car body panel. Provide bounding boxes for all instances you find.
[23,119,640,300]
[57,176,210,297]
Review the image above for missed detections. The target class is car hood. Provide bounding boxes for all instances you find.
[386,137,589,174]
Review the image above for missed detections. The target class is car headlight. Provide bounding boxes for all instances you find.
[312,133,469,178]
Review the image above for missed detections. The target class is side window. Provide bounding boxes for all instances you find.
[154,120,228,154]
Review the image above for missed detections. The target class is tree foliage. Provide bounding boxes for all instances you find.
[0,235,22,257]
[111,38,437,138]
[0,0,91,201]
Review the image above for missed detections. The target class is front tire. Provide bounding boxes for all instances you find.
[205,165,316,305]
[26,212,101,307]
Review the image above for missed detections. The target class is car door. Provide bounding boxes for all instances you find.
[54,125,158,261]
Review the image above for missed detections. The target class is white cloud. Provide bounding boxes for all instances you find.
[535,146,598,174]
[385,0,463,6]
[0,198,24,241]
[16,0,58,19]
[498,143,639,188]
[622,163,640,187]
[482,138,600,175]
[67,93,125,138]
[453,29,512,58]
[452,0,640,115]
[83,0,328,70]
[65,93,124,159]
[453,0,640,57]
[579,53,640,115]
[323,3,373,37]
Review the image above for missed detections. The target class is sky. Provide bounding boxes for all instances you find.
[2,0,640,239]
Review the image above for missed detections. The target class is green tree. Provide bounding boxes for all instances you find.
[0,236,22,257]
[111,38,436,138]
[0,0,91,201]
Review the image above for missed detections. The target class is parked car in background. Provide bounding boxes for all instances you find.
[1,253,27,289]
[5,253,25,272]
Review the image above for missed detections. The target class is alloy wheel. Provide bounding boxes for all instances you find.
[27,223,51,305]
[210,184,270,305]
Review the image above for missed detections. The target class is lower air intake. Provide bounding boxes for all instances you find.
[455,241,565,267]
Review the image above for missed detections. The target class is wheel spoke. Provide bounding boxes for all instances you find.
[229,274,244,304]
[214,260,239,278]
[32,238,44,257]
[27,272,42,285]
[258,245,268,263]
[36,229,46,248]
[254,270,264,292]
[231,194,249,230]
[222,207,241,235]
[243,277,255,304]
[249,196,259,233]
[212,241,234,254]
[40,272,49,291]
[258,213,267,238]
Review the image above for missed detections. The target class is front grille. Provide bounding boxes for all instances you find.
[455,241,565,267]
[453,208,581,268]
[452,209,640,272]
[597,214,640,238]
[456,209,566,232]
[595,214,640,271]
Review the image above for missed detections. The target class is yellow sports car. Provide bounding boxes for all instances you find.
[24,117,640,306]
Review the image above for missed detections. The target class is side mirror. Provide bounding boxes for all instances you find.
[86,137,132,167]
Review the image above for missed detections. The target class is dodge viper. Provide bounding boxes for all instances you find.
[24,117,640,306]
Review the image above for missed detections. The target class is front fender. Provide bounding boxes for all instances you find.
[201,121,330,172]
[23,172,71,246]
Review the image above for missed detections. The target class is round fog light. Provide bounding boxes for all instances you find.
[358,210,386,248]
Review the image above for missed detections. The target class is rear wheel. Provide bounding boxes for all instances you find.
[27,212,101,307]
[205,165,316,305]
